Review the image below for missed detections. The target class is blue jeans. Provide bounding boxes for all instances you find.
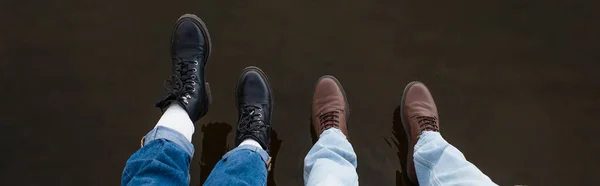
[122,126,194,186]
[121,126,271,186]
[202,145,270,185]
[415,131,496,186]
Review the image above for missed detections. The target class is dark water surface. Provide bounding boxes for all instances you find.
[1,0,599,185]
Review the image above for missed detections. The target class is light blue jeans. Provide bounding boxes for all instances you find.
[414,131,496,186]
[303,129,495,186]
[304,128,359,185]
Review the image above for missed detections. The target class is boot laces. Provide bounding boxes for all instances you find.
[239,105,267,132]
[163,59,198,104]
[318,110,341,132]
[416,116,439,132]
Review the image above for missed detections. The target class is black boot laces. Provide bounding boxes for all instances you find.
[318,110,341,132]
[163,59,199,104]
[238,105,267,132]
[416,116,439,132]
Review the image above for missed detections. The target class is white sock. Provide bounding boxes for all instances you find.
[155,103,195,142]
[239,139,262,148]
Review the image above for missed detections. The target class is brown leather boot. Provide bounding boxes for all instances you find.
[312,75,349,138]
[401,81,440,185]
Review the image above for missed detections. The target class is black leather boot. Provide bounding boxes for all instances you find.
[235,66,273,151]
[156,14,212,122]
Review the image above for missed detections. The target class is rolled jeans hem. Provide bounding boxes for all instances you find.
[224,144,271,165]
[414,131,441,151]
[144,126,195,158]
[413,131,496,186]
[304,128,358,186]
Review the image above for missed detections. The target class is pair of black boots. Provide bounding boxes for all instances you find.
[155,14,272,151]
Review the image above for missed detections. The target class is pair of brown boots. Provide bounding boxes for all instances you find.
[312,77,438,185]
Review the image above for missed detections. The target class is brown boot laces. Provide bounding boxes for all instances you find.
[318,110,341,132]
[416,116,439,132]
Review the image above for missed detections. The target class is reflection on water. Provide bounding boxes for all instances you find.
[198,122,282,185]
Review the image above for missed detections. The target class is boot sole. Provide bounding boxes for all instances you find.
[172,14,213,118]
[400,81,421,185]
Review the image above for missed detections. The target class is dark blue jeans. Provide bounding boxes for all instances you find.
[122,126,270,186]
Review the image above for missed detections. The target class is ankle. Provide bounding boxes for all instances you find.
[155,103,195,142]
[239,139,262,148]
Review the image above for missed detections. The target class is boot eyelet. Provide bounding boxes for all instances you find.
[193,61,198,65]
[193,68,198,72]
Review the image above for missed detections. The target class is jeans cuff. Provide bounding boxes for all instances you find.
[143,126,195,158]
[224,145,271,170]
[321,128,346,138]
[415,131,443,151]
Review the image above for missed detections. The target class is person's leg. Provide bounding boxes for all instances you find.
[121,14,212,186]
[203,67,273,186]
[122,116,194,185]
[202,144,270,185]
[304,76,359,186]
[401,81,495,186]
[414,131,494,186]
[304,128,358,185]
